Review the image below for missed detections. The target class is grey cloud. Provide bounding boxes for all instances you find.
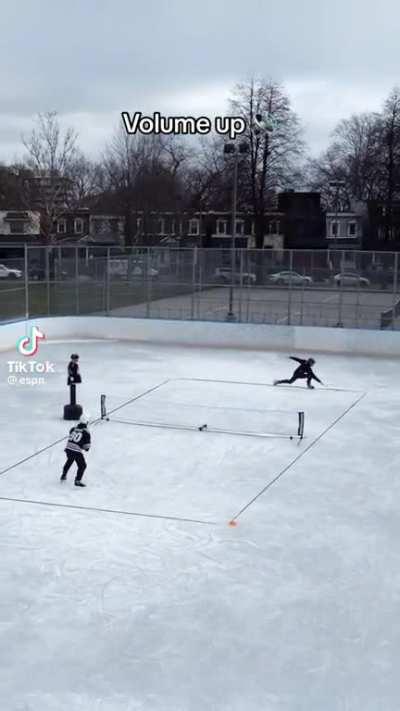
[1,0,400,160]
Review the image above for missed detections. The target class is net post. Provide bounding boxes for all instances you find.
[297,411,305,439]
[100,394,106,419]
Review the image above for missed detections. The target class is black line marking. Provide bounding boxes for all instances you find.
[229,391,367,523]
[0,435,70,478]
[0,380,171,479]
[175,376,362,394]
[0,495,217,526]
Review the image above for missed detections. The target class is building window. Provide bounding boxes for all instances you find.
[157,219,164,234]
[171,220,176,235]
[268,221,281,234]
[189,219,199,235]
[236,220,244,235]
[74,218,83,234]
[217,220,227,235]
[57,219,66,234]
[331,221,339,237]
[348,222,357,237]
[9,221,25,234]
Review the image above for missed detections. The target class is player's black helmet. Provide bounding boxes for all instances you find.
[70,353,79,360]
[308,358,315,365]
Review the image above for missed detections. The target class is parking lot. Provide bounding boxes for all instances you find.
[110,283,399,329]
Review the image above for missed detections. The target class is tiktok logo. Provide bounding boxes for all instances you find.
[16,326,46,357]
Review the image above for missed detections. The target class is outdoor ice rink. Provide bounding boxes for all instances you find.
[1,336,399,710]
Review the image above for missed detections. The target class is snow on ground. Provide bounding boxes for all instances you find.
[0,338,399,710]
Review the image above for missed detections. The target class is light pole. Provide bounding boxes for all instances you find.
[329,179,345,327]
[329,179,345,251]
[223,113,274,322]
[224,140,248,321]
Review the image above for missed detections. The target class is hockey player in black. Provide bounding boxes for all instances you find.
[273,357,323,389]
[60,415,91,486]
[67,353,81,385]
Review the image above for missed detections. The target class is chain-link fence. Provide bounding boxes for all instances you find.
[1,245,400,330]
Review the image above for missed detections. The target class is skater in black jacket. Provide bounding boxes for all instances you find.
[60,415,91,486]
[273,357,323,389]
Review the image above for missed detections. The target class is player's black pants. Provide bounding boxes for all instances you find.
[62,450,87,481]
[275,374,313,387]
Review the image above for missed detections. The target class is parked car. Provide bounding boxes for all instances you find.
[131,262,159,278]
[108,259,159,279]
[268,270,313,286]
[333,272,370,287]
[0,263,23,279]
[214,267,256,285]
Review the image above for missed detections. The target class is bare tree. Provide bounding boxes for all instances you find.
[22,111,79,241]
[379,87,400,238]
[229,78,305,248]
[100,125,189,245]
[306,112,383,208]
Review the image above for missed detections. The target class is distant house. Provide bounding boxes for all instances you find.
[325,201,365,249]
[88,214,125,245]
[0,210,41,242]
[52,211,124,247]
[27,174,72,211]
[278,192,325,250]
[54,208,90,241]
[365,200,400,250]
[130,209,285,250]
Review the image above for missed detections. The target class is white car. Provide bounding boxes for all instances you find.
[108,259,159,279]
[268,270,313,286]
[0,263,23,279]
[333,272,370,287]
[131,263,159,278]
[214,267,256,285]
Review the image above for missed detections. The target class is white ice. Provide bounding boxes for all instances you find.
[0,337,399,710]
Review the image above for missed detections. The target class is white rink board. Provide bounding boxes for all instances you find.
[2,315,400,355]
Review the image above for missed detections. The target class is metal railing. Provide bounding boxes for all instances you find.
[1,244,400,330]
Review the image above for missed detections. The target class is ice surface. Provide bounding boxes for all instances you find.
[0,338,399,710]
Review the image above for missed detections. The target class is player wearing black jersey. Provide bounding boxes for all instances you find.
[60,415,91,486]
[273,357,323,389]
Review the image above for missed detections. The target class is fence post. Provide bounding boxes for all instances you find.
[238,249,244,322]
[146,247,151,318]
[299,280,304,325]
[75,246,80,315]
[46,246,50,316]
[287,250,293,325]
[106,247,110,315]
[392,252,398,330]
[337,250,344,327]
[24,244,29,320]
[190,247,196,320]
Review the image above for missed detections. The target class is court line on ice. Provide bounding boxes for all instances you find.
[0,496,217,526]
[176,377,363,394]
[0,379,171,478]
[229,390,367,524]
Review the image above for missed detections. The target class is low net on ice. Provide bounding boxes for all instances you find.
[100,394,305,440]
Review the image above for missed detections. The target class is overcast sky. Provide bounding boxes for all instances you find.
[1,0,399,163]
